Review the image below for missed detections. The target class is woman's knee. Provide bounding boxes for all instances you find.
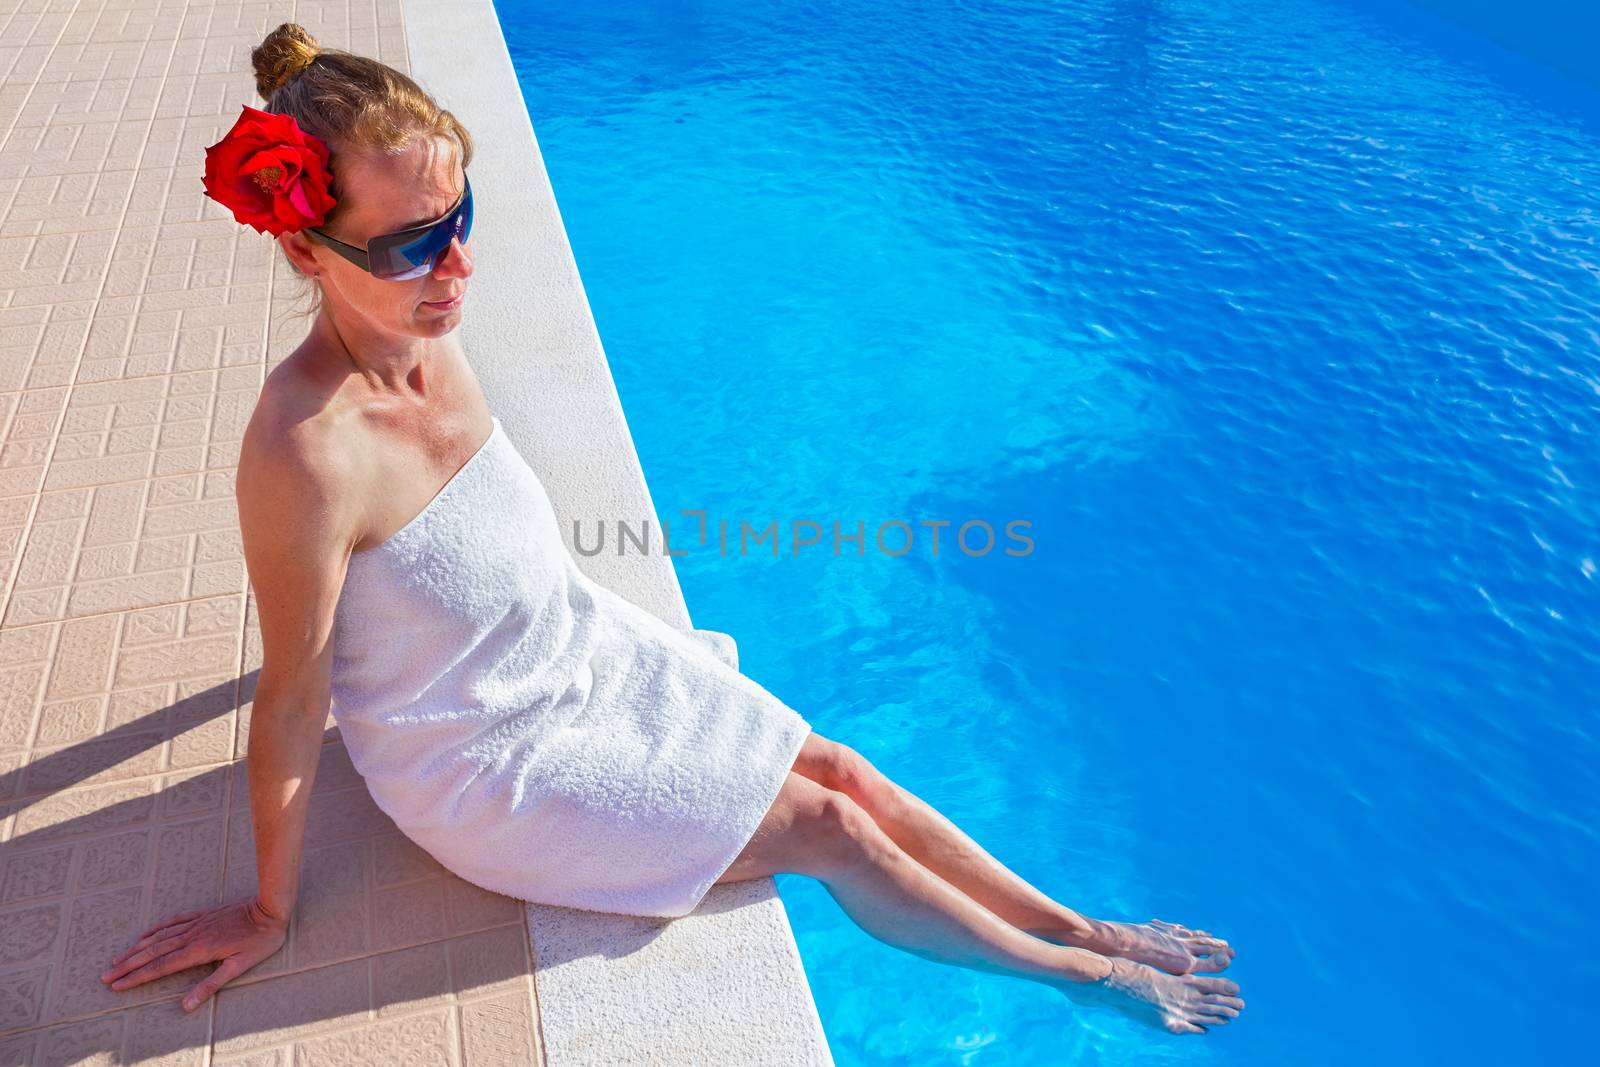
[793,779,887,875]
[717,772,884,885]
[793,733,889,808]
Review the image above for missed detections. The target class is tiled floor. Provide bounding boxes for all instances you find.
[0,1,544,1062]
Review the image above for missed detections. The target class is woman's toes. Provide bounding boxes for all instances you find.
[1196,1005,1238,1024]
[1193,975,1241,996]
[1205,994,1245,1011]
[1189,942,1234,972]
[1166,1017,1207,1035]
[1187,935,1230,955]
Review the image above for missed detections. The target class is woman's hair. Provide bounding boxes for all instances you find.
[250,23,475,314]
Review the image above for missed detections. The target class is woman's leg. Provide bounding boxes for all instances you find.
[788,732,1233,975]
[715,771,1243,1035]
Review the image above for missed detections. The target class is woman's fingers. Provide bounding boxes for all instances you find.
[183,955,248,1012]
[105,932,186,983]
[111,915,201,968]
[103,899,288,1011]
[104,934,205,990]
[135,909,205,941]
[108,940,212,992]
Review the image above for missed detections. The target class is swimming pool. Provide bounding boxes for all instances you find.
[499,0,1598,1062]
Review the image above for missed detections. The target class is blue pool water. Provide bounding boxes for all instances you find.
[498,1,1598,1062]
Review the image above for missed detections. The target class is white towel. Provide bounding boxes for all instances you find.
[328,414,812,918]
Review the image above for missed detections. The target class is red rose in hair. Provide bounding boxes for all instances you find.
[201,105,337,237]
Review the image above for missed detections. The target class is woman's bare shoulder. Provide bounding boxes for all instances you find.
[240,356,363,513]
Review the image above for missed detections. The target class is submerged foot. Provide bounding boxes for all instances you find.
[1103,918,1235,974]
[1034,917,1234,975]
[1064,956,1244,1035]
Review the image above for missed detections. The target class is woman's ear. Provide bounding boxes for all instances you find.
[279,230,321,278]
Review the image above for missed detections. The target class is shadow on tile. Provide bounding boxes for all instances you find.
[0,674,538,1061]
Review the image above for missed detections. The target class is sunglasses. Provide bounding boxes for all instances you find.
[304,173,474,281]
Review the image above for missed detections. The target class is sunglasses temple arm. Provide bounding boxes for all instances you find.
[305,228,370,272]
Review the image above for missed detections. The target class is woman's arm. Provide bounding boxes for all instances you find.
[244,679,332,923]
[101,408,361,1011]
[234,407,360,922]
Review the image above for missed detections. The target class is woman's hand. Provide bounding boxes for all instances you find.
[99,896,289,1012]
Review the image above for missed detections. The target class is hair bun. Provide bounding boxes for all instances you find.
[252,23,321,99]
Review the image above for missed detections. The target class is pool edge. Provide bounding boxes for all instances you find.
[400,1,834,1063]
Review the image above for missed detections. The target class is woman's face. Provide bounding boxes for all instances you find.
[284,137,473,338]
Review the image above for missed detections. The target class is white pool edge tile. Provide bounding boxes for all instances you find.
[400,2,834,1063]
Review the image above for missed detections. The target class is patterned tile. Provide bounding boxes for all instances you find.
[0,1,545,1061]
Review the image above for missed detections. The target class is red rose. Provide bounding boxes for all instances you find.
[201,105,337,237]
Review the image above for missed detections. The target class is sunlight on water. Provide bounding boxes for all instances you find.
[502,0,1599,1061]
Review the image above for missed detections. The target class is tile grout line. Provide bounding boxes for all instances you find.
[0,0,182,633]
[9,754,244,808]
[0,918,531,1043]
[1,584,250,639]
[111,7,215,1056]
[0,0,90,631]
[0,597,66,845]
[0,325,288,400]
[1,452,242,494]
[0,0,87,163]
[7,734,352,809]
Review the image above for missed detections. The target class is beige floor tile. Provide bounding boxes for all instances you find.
[0,2,546,1060]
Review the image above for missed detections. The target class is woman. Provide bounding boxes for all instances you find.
[100,23,1243,1036]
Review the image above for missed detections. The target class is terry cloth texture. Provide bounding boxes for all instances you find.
[328,414,813,918]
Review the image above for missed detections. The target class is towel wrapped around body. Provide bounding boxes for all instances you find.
[329,414,812,918]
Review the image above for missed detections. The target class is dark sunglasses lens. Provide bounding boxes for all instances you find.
[372,186,472,280]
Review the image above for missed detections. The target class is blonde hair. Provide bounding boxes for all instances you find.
[250,22,475,315]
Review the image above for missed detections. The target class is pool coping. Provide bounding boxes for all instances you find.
[400,1,834,1062]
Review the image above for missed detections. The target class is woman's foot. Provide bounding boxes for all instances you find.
[1033,917,1234,974]
[1064,956,1244,1035]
